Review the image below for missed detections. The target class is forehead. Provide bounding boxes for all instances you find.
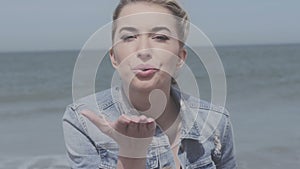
[119,2,172,17]
[115,2,178,33]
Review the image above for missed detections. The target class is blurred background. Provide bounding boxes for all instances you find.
[0,0,299,168]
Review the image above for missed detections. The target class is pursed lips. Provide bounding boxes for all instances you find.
[131,64,159,77]
[132,64,158,71]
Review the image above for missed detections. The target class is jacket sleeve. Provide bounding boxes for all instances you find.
[217,115,237,169]
[62,106,101,169]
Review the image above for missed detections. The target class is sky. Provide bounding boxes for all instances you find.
[0,0,299,52]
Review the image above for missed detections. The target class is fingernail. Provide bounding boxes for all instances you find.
[147,118,154,123]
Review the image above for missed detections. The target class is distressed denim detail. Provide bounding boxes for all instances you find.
[63,87,237,169]
[186,156,216,169]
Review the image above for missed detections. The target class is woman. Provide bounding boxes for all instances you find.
[63,0,237,168]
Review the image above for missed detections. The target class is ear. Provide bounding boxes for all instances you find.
[177,47,187,68]
[109,48,119,69]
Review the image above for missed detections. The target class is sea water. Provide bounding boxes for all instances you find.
[0,44,299,168]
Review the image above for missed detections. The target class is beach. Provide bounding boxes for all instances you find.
[0,44,299,168]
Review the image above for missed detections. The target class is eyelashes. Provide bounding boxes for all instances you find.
[152,34,170,41]
[121,35,137,42]
[120,34,170,42]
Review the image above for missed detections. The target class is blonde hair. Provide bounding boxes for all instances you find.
[112,0,190,46]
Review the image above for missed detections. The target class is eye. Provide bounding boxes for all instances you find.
[121,34,137,42]
[152,34,170,42]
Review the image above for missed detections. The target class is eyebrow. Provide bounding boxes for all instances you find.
[118,26,172,34]
[118,27,138,34]
[151,26,171,33]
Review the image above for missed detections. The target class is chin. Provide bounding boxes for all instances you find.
[128,77,167,94]
[130,78,158,92]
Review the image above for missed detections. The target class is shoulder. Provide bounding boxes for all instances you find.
[62,89,114,129]
[172,87,229,117]
[186,94,229,117]
[66,88,114,112]
[63,88,117,117]
[62,88,119,141]
[174,88,231,141]
[185,93,231,129]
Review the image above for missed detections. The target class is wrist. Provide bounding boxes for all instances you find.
[118,146,148,158]
[117,156,147,169]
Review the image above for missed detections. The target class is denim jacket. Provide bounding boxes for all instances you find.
[63,86,237,169]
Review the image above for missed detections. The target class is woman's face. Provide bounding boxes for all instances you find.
[110,2,187,92]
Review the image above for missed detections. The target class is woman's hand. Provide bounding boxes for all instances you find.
[81,110,156,158]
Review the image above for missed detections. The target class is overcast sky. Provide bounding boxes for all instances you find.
[0,0,299,52]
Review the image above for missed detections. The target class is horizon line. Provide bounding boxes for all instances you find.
[1,42,299,54]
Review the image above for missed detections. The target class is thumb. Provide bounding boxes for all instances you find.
[81,110,114,136]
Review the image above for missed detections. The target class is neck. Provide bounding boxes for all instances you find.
[127,84,171,112]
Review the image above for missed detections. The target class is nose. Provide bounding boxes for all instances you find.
[137,35,152,61]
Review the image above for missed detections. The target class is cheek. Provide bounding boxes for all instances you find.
[116,63,134,84]
[113,45,137,64]
[113,49,124,64]
[158,60,178,78]
[113,51,134,76]
[158,51,180,69]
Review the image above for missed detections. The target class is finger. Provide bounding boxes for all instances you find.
[146,117,155,124]
[139,115,148,123]
[135,115,147,133]
[128,120,138,129]
[119,114,131,125]
[138,120,147,135]
[115,115,130,132]
[130,115,140,123]
[146,118,156,131]
[126,119,139,137]
[80,110,113,136]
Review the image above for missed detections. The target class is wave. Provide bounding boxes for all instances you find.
[0,155,69,169]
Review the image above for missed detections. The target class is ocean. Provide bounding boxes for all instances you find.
[0,44,299,168]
